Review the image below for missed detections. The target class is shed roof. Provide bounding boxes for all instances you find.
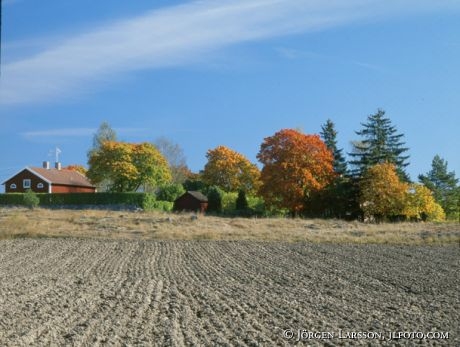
[185,191,208,202]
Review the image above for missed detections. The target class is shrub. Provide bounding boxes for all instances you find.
[150,201,173,212]
[221,191,237,212]
[140,193,157,211]
[236,190,249,210]
[23,190,39,209]
[207,186,223,213]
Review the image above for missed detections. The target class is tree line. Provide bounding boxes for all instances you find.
[80,110,459,221]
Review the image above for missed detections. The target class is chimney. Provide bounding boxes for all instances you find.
[55,162,62,170]
[43,161,50,169]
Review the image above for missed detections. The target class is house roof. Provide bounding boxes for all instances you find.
[2,167,94,188]
[185,191,208,202]
[31,167,95,187]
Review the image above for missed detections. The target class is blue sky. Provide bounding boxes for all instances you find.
[1,0,459,185]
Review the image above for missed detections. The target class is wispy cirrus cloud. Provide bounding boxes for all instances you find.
[276,47,385,72]
[22,128,96,139]
[1,0,459,106]
[21,127,146,139]
[276,47,323,60]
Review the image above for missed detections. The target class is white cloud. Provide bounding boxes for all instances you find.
[21,127,147,139]
[351,60,384,72]
[276,47,324,61]
[276,47,386,72]
[21,128,96,139]
[1,0,459,106]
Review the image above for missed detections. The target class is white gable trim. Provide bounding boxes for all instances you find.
[26,167,53,185]
[1,167,52,186]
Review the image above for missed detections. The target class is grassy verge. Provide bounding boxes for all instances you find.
[0,207,459,244]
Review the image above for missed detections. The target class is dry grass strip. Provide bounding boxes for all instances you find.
[0,207,459,244]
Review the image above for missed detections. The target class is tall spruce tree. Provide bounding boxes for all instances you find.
[304,120,354,219]
[349,109,410,180]
[320,119,348,176]
[419,155,459,219]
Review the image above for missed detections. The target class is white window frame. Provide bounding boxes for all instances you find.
[10,183,17,189]
[37,183,44,189]
[23,179,31,189]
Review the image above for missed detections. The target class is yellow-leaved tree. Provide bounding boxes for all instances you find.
[63,164,87,175]
[87,141,171,192]
[202,146,260,193]
[360,162,408,221]
[404,184,445,221]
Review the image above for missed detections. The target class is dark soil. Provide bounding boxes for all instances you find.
[0,239,458,346]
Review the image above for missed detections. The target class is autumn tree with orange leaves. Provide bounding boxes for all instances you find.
[257,129,335,215]
[202,146,260,193]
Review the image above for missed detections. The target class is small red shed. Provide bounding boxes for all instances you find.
[174,191,208,213]
[2,163,96,193]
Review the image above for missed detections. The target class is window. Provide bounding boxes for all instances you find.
[23,179,31,189]
[37,183,44,189]
[10,183,17,189]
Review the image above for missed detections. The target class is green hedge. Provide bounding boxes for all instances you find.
[0,192,172,211]
[0,194,24,206]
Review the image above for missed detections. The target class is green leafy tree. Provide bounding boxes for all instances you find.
[87,141,171,192]
[419,155,459,219]
[320,119,347,176]
[183,177,207,193]
[156,183,185,202]
[304,177,360,219]
[349,109,410,180]
[221,192,237,212]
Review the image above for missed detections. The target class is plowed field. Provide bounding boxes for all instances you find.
[0,239,458,346]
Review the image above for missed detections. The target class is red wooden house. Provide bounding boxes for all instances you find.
[2,162,96,193]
